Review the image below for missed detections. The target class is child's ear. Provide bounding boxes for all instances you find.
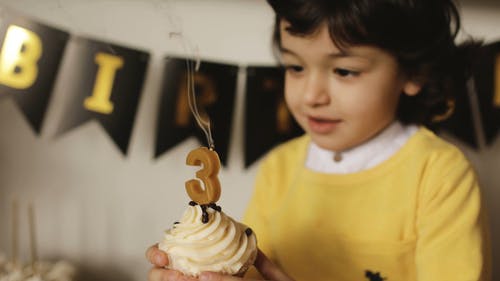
[403,81,422,96]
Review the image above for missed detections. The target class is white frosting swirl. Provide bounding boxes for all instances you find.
[159,204,257,277]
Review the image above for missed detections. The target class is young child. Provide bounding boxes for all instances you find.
[146,0,491,280]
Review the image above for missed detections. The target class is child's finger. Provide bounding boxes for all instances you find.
[254,250,294,281]
[146,244,169,266]
[198,271,244,281]
[148,267,197,281]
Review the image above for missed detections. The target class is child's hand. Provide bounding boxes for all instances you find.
[189,250,295,281]
[146,243,168,267]
[146,245,294,281]
[146,244,197,281]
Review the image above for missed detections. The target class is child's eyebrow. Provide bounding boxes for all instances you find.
[279,46,362,59]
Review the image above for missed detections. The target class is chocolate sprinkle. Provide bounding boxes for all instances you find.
[202,213,209,223]
[174,221,180,225]
[190,202,222,224]
[245,228,253,236]
[201,205,209,224]
[208,203,222,212]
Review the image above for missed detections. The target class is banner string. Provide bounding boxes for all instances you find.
[56,0,117,55]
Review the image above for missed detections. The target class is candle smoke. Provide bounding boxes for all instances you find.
[171,32,215,149]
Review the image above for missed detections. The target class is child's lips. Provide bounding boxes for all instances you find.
[307,116,342,133]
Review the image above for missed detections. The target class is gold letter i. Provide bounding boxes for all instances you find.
[84,52,124,114]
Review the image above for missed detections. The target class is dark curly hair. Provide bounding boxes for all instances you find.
[267,0,482,126]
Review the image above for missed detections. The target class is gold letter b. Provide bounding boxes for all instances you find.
[0,25,42,89]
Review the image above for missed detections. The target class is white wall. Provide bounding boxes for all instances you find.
[0,1,498,280]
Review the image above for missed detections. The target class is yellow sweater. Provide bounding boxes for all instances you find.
[243,128,491,281]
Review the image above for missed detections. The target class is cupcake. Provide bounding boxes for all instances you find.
[158,201,257,277]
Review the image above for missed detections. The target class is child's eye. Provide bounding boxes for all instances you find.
[334,68,360,77]
[283,65,304,73]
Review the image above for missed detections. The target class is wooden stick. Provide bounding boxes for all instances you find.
[11,200,19,267]
[28,203,38,274]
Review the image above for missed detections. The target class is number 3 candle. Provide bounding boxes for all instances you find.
[185,147,221,205]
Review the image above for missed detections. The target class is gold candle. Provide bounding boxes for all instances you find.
[185,147,221,205]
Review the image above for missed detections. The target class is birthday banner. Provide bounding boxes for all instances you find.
[1,9,500,167]
[155,58,238,166]
[56,36,149,155]
[472,41,500,145]
[0,11,69,134]
[435,76,478,148]
[244,66,303,167]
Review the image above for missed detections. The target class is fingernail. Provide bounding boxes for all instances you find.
[154,253,164,265]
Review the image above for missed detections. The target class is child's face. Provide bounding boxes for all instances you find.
[279,20,419,152]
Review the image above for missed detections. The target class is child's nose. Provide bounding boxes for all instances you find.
[303,72,330,107]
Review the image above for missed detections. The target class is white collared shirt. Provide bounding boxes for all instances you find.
[305,121,419,174]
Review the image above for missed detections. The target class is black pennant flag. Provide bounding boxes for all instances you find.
[244,66,303,167]
[472,41,500,145]
[0,11,69,134]
[155,57,238,166]
[57,36,149,155]
[435,79,479,149]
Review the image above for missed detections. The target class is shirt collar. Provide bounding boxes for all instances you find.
[305,121,418,174]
